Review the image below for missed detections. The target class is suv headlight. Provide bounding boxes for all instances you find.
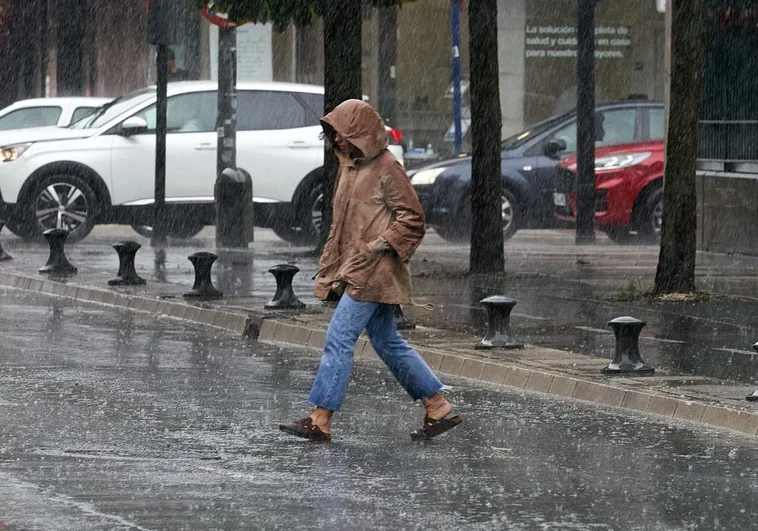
[410,168,446,186]
[1,143,32,162]
[595,152,651,172]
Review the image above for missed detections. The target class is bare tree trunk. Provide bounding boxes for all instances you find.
[468,0,504,274]
[320,0,362,249]
[653,0,707,294]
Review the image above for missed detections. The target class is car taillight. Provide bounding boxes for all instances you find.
[387,128,403,144]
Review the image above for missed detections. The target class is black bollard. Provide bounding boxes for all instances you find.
[395,305,416,330]
[745,343,758,402]
[602,316,655,375]
[0,222,12,261]
[39,229,77,275]
[475,295,524,349]
[108,241,146,286]
[265,264,305,310]
[183,252,223,300]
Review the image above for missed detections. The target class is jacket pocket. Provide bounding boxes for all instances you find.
[336,242,383,290]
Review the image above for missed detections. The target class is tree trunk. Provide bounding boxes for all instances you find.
[653,0,707,294]
[468,0,504,273]
[575,0,596,245]
[320,0,362,249]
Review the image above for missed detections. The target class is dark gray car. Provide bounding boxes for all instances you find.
[411,100,664,241]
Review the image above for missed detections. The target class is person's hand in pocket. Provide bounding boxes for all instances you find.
[368,237,391,253]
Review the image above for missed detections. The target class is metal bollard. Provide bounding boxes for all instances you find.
[215,167,254,248]
[108,241,146,286]
[39,229,77,276]
[183,252,223,300]
[0,222,12,261]
[395,305,416,330]
[745,342,758,401]
[475,295,524,349]
[265,264,305,310]
[602,316,655,375]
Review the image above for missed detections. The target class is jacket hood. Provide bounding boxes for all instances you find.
[321,99,388,160]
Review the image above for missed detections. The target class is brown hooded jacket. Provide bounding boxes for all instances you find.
[314,99,425,305]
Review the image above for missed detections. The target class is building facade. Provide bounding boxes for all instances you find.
[2,0,665,155]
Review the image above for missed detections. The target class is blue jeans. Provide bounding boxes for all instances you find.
[308,294,444,412]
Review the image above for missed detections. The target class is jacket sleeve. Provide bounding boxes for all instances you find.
[379,162,426,261]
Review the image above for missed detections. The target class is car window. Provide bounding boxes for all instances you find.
[298,93,324,126]
[72,89,155,129]
[596,108,638,147]
[238,91,311,131]
[0,106,63,130]
[535,108,640,157]
[133,92,217,133]
[550,121,577,154]
[71,106,100,124]
[649,108,665,140]
[503,112,574,151]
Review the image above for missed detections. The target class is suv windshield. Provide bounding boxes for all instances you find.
[70,88,156,130]
[501,111,574,151]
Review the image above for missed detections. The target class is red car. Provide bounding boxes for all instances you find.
[553,141,665,243]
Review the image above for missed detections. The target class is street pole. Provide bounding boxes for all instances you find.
[378,6,397,127]
[451,0,463,154]
[215,26,240,248]
[575,0,597,245]
[152,42,168,248]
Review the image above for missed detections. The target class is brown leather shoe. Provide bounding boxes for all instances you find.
[279,417,331,442]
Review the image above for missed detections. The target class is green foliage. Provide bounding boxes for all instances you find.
[194,1,411,31]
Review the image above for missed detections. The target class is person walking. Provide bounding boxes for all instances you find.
[279,100,461,442]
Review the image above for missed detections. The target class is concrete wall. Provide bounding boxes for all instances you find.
[498,0,526,137]
[697,172,758,256]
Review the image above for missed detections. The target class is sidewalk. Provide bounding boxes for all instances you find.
[3,226,758,437]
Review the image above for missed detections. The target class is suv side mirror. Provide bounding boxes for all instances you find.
[543,138,567,159]
[120,116,149,136]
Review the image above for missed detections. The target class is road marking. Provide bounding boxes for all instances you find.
[0,472,156,531]
[512,312,550,321]
[714,347,757,356]
[642,337,686,345]
[574,326,687,345]
[575,326,612,334]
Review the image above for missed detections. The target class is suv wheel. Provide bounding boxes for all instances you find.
[636,187,663,244]
[19,175,98,243]
[435,189,522,243]
[273,183,322,246]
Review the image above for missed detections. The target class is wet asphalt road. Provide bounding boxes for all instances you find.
[2,294,758,530]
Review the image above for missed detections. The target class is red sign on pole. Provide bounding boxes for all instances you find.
[202,3,247,28]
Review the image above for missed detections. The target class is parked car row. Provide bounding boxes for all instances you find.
[0,83,404,244]
[409,99,665,244]
[0,87,664,246]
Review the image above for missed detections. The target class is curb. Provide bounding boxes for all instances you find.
[3,270,758,439]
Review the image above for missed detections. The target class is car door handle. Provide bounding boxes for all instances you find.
[287,141,311,149]
[194,143,215,151]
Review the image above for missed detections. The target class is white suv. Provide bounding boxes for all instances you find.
[0,82,404,243]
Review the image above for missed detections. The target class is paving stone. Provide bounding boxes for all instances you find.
[548,376,579,398]
[439,355,466,377]
[647,395,680,417]
[460,358,485,380]
[525,371,554,393]
[673,401,707,423]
